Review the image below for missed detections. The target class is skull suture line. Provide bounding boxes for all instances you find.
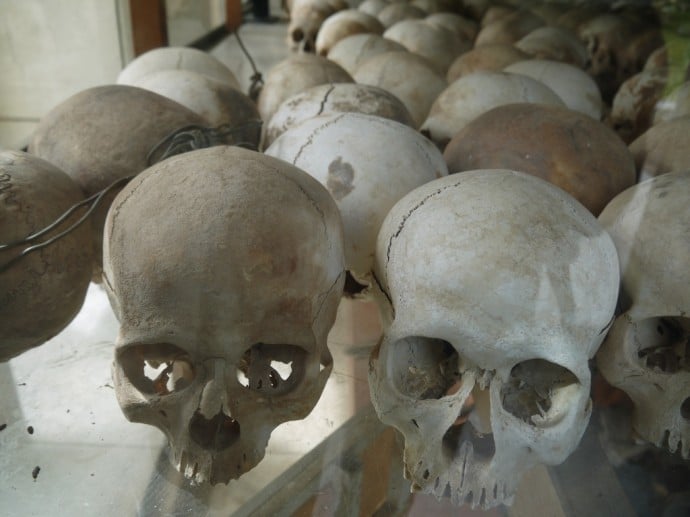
[597,172,690,458]
[369,170,619,508]
[103,146,345,485]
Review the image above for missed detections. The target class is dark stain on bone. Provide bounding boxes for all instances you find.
[327,157,355,201]
[32,466,40,481]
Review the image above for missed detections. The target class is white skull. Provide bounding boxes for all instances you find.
[377,3,426,29]
[353,50,447,128]
[314,9,384,56]
[129,69,261,148]
[117,46,240,90]
[263,82,414,148]
[504,60,603,120]
[383,19,471,74]
[420,71,564,149]
[256,53,353,125]
[369,170,619,508]
[103,146,345,484]
[514,27,588,68]
[327,33,406,76]
[265,112,447,289]
[597,172,690,459]
[285,0,349,53]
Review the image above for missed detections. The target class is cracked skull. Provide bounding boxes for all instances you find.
[597,172,690,458]
[369,170,619,508]
[265,112,447,292]
[103,146,345,484]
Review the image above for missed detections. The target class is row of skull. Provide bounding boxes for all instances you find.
[1,3,689,509]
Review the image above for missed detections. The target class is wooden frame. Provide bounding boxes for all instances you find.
[129,0,168,56]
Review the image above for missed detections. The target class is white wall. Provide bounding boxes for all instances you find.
[0,0,128,149]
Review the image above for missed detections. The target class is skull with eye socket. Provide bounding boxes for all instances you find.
[597,172,690,459]
[369,170,619,508]
[103,146,345,485]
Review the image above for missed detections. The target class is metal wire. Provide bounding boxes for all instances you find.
[233,28,264,101]
[0,176,133,274]
[146,119,263,165]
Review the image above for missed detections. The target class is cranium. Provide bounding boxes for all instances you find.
[474,10,544,47]
[327,33,406,76]
[1,151,92,362]
[256,53,353,124]
[597,172,690,459]
[285,0,349,53]
[358,0,389,17]
[117,46,240,90]
[377,3,426,29]
[265,112,447,290]
[383,19,471,74]
[609,69,667,144]
[424,13,478,43]
[129,69,261,148]
[577,14,659,102]
[420,71,564,149]
[505,60,603,120]
[514,27,588,68]
[314,9,384,56]
[369,170,620,508]
[353,50,447,128]
[104,145,345,484]
[442,103,635,215]
[29,85,208,281]
[629,116,690,181]
[446,44,528,83]
[263,82,414,148]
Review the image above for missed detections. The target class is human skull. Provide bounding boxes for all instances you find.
[263,83,414,148]
[0,151,92,362]
[377,3,426,29]
[265,112,447,289]
[353,50,447,128]
[446,44,528,83]
[608,69,667,144]
[514,27,588,68]
[443,103,635,215]
[629,116,690,181]
[597,172,690,459]
[286,0,349,53]
[104,146,345,484]
[117,46,240,90]
[29,85,208,282]
[577,14,657,102]
[129,69,261,148]
[420,71,564,149]
[358,0,388,17]
[504,60,603,120]
[327,34,406,76]
[653,81,690,126]
[256,53,353,124]
[369,170,620,508]
[474,10,544,47]
[424,13,478,43]
[315,9,384,56]
[480,6,514,27]
[383,19,471,74]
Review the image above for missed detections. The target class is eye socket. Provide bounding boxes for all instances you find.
[291,28,304,43]
[119,343,195,396]
[635,317,690,374]
[236,343,307,395]
[388,336,460,400]
[500,359,578,425]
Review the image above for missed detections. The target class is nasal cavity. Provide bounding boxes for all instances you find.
[189,410,240,451]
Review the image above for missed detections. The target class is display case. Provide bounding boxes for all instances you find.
[1,1,689,516]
